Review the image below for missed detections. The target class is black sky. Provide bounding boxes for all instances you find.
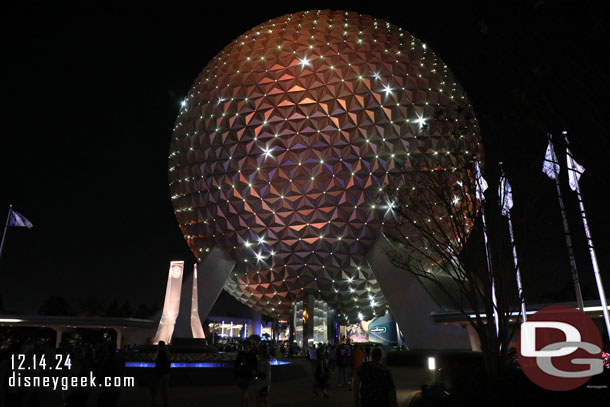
[1,2,609,314]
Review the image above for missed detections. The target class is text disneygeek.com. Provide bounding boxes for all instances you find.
[8,372,135,391]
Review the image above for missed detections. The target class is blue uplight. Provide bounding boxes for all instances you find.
[125,360,291,368]
[125,362,155,368]
[172,362,233,368]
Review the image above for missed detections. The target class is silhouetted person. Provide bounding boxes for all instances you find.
[337,345,349,387]
[67,345,93,407]
[234,340,258,407]
[353,348,397,407]
[151,341,171,407]
[349,346,364,390]
[97,342,121,407]
[256,345,271,407]
[0,344,18,407]
[313,345,329,398]
[328,344,336,372]
[308,344,317,374]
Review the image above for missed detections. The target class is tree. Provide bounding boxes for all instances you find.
[134,302,159,319]
[104,299,132,318]
[38,296,75,316]
[382,153,523,398]
[78,297,105,316]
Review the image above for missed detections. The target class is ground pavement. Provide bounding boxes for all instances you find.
[21,359,429,406]
[120,359,428,407]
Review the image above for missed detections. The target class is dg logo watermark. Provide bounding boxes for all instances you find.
[517,305,605,391]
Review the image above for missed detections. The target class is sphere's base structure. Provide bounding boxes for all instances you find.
[366,237,471,349]
[155,238,471,349]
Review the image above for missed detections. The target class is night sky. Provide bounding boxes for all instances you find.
[2,2,609,315]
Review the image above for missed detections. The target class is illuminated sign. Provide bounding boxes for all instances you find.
[370,326,387,333]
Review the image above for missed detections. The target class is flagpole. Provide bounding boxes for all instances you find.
[547,134,585,311]
[474,159,500,336]
[0,205,13,261]
[506,211,527,322]
[565,135,610,341]
[499,163,527,322]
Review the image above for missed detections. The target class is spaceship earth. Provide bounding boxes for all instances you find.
[169,10,482,321]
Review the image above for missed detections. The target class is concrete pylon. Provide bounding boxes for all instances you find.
[172,248,235,339]
[190,264,206,338]
[152,261,185,344]
[368,236,471,349]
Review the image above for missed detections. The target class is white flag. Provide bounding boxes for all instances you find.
[475,161,488,201]
[566,148,585,192]
[498,175,513,216]
[542,140,560,180]
[8,210,33,229]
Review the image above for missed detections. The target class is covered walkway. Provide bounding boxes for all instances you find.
[0,315,154,348]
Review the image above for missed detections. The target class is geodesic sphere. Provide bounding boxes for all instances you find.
[169,10,482,321]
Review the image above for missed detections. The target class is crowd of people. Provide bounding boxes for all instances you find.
[304,342,397,406]
[1,334,398,407]
[232,339,398,407]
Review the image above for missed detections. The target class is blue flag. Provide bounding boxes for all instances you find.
[8,210,33,229]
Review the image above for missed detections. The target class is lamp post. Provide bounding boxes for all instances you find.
[428,356,436,382]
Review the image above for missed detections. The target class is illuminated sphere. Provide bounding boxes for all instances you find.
[169,10,482,321]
